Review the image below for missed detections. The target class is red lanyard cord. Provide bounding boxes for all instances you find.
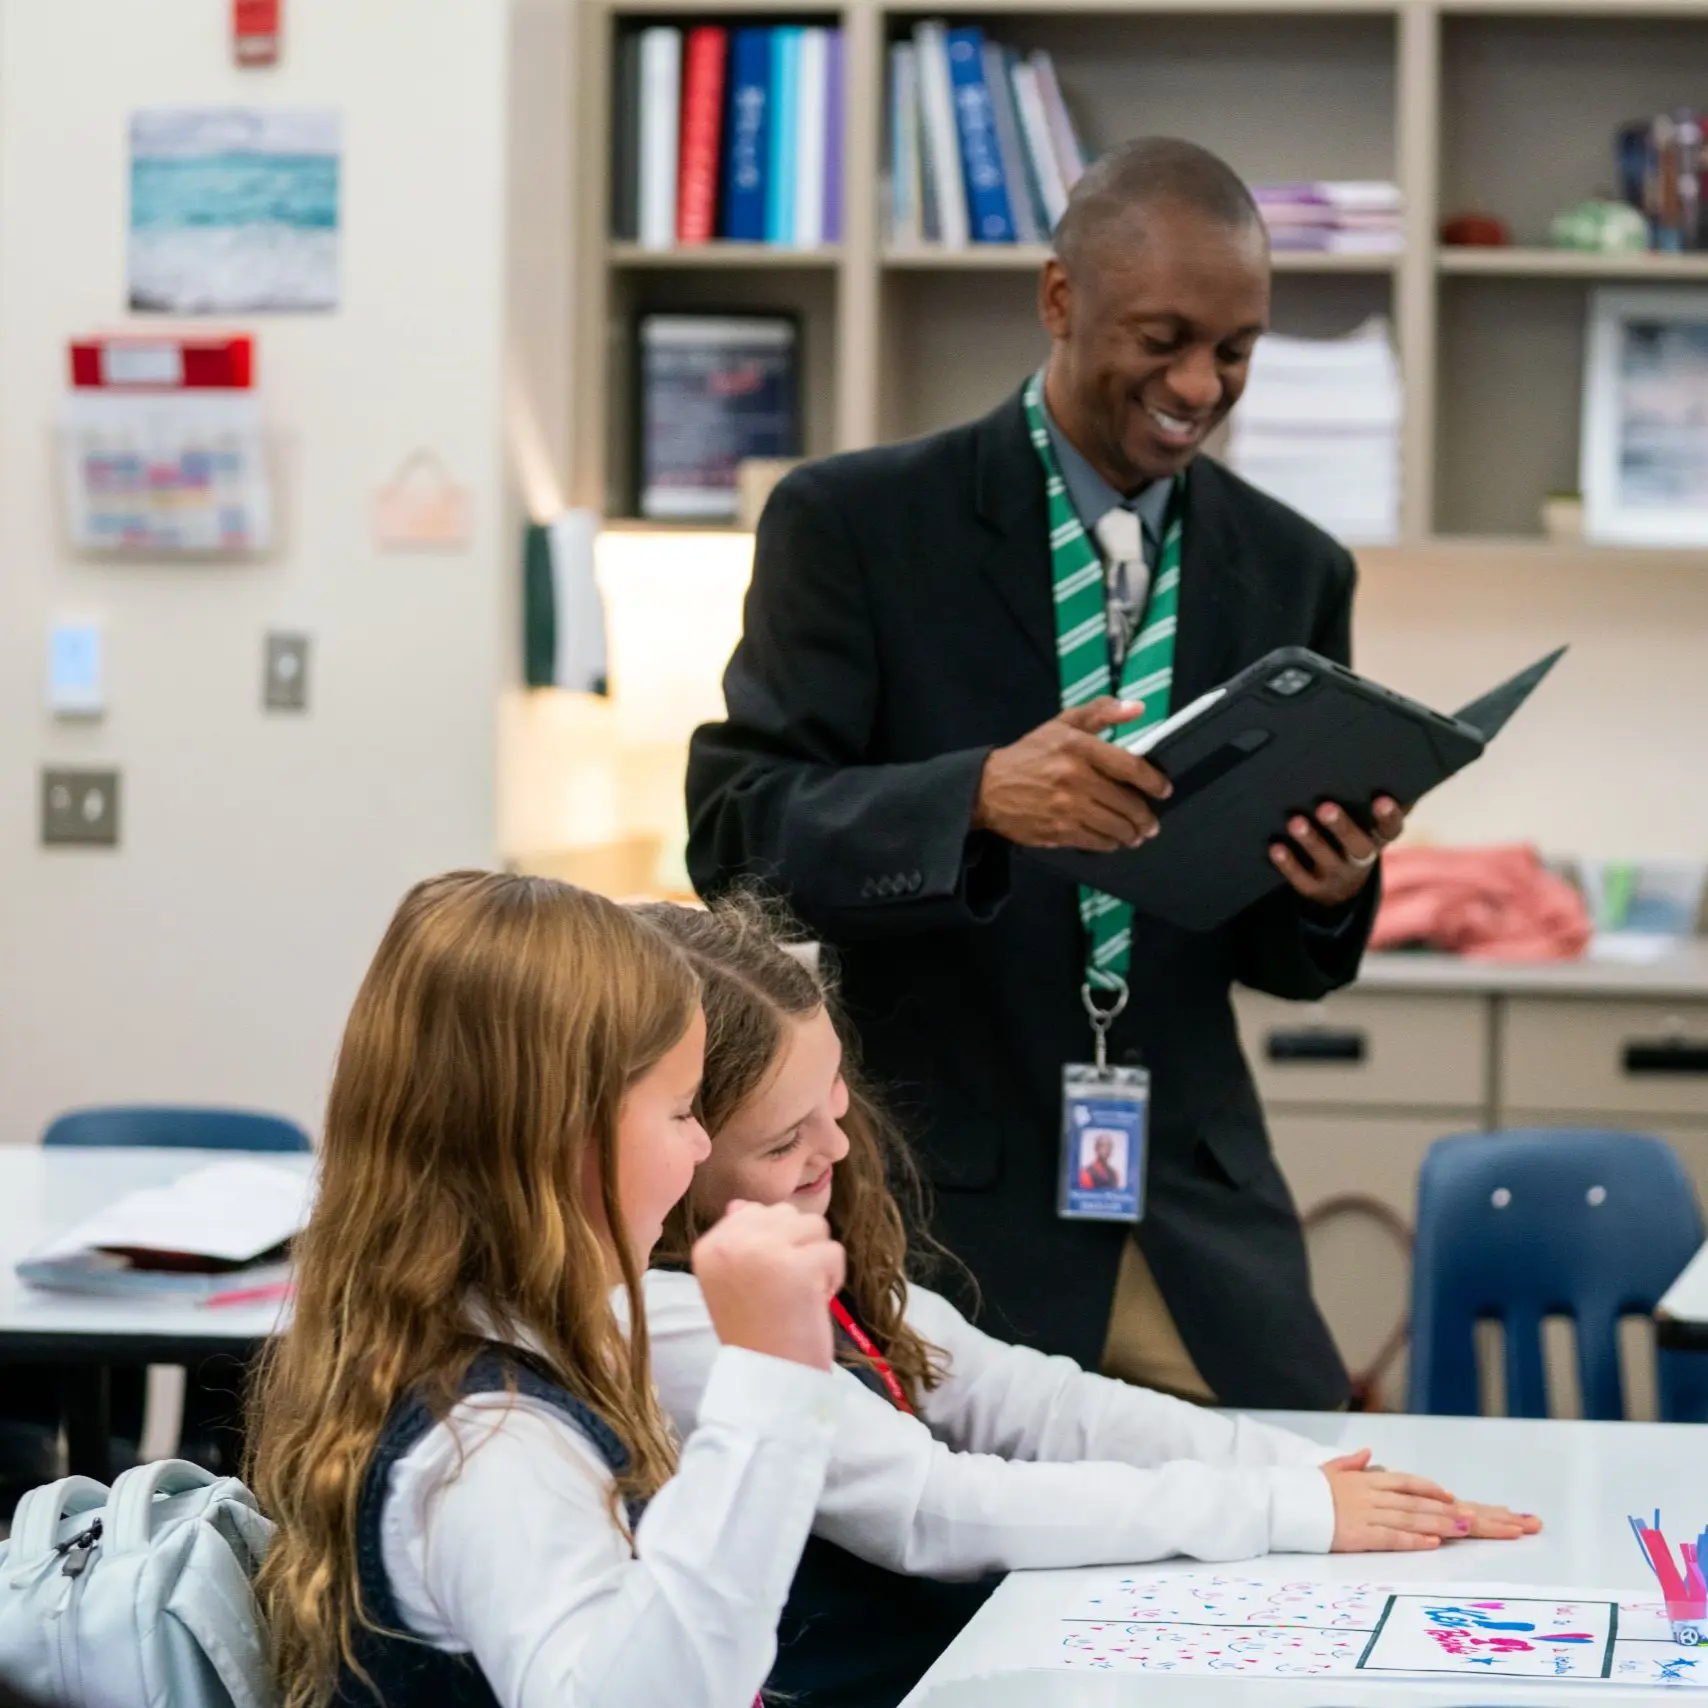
[829,1296,913,1415]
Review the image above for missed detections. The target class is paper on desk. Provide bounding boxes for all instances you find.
[1047,1573,1707,1686]
[25,1160,313,1266]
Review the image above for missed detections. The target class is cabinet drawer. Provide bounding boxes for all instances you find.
[1236,989,1488,1109]
[1502,999,1708,1120]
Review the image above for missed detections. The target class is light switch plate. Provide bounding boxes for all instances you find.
[41,767,120,847]
[264,632,310,712]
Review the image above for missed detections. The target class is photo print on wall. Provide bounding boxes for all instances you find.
[129,108,341,313]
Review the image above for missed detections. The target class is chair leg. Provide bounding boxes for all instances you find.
[62,1366,112,1480]
[138,1365,186,1462]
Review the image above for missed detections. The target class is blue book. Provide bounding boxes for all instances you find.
[945,25,1015,243]
[722,27,771,241]
[766,26,802,243]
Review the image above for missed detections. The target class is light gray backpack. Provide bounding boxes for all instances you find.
[0,1459,277,1708]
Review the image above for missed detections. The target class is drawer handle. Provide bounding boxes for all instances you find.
[1266,1029,1367,1064]
[1623,1040,1708,1077]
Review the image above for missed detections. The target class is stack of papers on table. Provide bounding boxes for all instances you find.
[1229,315,1402,544]
[17,1160,312,1299]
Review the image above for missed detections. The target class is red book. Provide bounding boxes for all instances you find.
[677,26,729,244]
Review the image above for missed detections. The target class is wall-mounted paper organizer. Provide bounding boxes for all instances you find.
[60,333,273,556]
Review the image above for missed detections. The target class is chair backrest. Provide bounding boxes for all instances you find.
[42,1105,312,1153]
[1408,1128,1706,1421]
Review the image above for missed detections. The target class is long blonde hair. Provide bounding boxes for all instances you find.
[639,893,949,1407]
[247,871,699,1708]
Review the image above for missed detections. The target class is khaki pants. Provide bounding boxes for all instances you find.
[1099,1236,1217,1404]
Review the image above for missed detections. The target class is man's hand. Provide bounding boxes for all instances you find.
[1271,795,1408,909]
[973,698,1173,852]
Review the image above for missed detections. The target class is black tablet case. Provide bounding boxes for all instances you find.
[1026,645,1565,934]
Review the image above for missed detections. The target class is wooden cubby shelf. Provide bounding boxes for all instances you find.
[607,242,846,268]
[880,245,1400,272]
[573,0,1708,551]
[1438,247,1708,280]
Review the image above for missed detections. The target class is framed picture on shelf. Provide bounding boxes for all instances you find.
[1582,287,1708,545]
[636,312,800,521]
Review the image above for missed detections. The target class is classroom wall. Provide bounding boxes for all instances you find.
[1355,547,1708,862]
[0,0,510,1142]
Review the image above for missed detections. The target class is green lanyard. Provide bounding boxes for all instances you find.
[1020,372,1183,1001]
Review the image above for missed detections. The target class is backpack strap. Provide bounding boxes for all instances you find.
[8,1475,109,1565]
[105,1458,239,1556]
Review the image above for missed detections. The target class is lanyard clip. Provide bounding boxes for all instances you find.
[1080,976,1129,1074]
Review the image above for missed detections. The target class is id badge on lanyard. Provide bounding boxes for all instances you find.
[1058,977,1149,1224]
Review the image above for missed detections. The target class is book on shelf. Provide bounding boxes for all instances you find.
[637,26,681,250]
[1252,181,1402,255]
[947,27,1016,244]
[637,313,801,520]
[677,26,729,245]
[615,20,844,251]
[1618,110,1708,253]
[888,24,1086,249]
[725,26,771,242]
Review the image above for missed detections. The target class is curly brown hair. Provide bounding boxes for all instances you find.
[637,892,953,1408]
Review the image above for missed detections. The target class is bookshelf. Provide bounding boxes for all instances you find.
[572,0,1708,549]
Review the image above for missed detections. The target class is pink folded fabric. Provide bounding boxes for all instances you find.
[1370,844,1593,962]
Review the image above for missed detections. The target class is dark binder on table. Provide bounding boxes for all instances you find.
[1026,645,1566,934]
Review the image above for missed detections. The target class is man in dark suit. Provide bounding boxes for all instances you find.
[685,138,1407,1410]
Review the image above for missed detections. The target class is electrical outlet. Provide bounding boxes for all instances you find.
[41,767,120,848]
[264,632,310,712]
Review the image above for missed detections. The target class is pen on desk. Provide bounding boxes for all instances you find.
[202,1279,295,1309]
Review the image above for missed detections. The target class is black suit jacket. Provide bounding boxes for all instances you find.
[686,390,1376,1408]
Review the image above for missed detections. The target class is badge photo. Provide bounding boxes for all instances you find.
[1059,1065,1148,1223]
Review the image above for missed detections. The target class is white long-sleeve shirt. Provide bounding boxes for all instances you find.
[380,1345,840,1708]
[644,1269,1336,1577]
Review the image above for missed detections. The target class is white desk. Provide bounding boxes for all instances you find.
[0,1145,314,1474]
[1657,1242,1708,1351]
[905,1410,1705,1706]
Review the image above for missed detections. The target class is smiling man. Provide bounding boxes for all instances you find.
[686,138,1404,1411]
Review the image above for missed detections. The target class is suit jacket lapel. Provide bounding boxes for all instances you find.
[970,392,1057,681]
[1172,459,1250,705]
[966,405,1259,707]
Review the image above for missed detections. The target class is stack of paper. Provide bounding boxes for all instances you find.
[1229,316,1402,545]
[17,1160,312,1299]
[1253,181,1403,254]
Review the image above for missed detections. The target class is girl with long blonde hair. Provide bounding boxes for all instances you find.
[248,871,846,1708]
[640,893,1541,1708]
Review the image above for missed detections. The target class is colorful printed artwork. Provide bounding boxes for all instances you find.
[1361,1597,1615,1678]
[129,109,341,313]
[1051,1575,1708,1686]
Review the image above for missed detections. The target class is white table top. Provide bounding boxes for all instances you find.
[905,1409,1704,1706]
[1658,1239,1708,1332]
[0,1145,313,1352]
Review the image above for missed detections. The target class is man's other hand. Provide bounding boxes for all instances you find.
[1271,795,1408,909]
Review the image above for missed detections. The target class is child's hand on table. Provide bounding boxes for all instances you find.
[1322,1449,1543,1552]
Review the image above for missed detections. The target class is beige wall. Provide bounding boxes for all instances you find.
[1357,546,1708,861]
[0,0,510,1142]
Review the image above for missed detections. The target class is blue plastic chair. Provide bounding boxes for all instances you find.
[1408,1129,1708,1421]
[42,1105,311,1153]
